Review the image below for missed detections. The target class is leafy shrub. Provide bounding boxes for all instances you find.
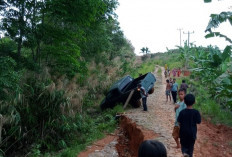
[141,55,150,61]
[1,76,76,156]
[0,57,21,100]
[0,37,17,56]
[57,105,124,157]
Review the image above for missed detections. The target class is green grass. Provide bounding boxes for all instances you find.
[158,67,162,76]
[132,60,156,78]
[167,61,182,70]
[44,105,124,157]
[195,99,232,126]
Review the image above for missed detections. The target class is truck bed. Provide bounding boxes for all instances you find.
[122,74,147,92]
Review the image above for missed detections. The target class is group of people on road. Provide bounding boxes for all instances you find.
[164,64,182,78]
[164,66,201,157]
[166,79,189,103]
[137,65,201,157]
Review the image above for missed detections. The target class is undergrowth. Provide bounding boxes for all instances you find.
[52,105,124,157]
[132,60,156,78]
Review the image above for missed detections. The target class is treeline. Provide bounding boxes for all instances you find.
[0,0,134,76]
[0,0,135,156]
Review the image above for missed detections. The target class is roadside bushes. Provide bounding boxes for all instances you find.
[190,46,232,109]
[0,53,133,156]
[176,77,232,126]
[56,105,124,157]
[0,57,21,100]
[0,76,71,156]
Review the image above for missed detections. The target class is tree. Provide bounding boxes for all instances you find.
[141,47,146,54]
[205,12,232,44]
[140,47,150,54]
[0,0,29,58]
[145,47,150,54]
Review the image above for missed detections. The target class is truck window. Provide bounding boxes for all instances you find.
[119,77,132,91]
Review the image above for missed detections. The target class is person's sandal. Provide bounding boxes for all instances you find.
[183,153,189,157]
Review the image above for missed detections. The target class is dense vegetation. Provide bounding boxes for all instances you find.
[0,0,135,156]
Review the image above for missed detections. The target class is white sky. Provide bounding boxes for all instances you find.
[115,0,232,55]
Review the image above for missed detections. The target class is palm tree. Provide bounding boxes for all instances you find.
[140,47,146,54]
[145,47,150,54]
[140,47,150,55]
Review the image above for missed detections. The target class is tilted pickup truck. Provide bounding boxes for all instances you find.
[100,72,156,110]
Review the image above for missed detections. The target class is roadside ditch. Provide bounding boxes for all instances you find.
[116,115,158,157]
[78,114,157,157]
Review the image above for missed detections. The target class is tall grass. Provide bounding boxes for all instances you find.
[132,60,156,78]
[0,54,130,157]
[53,105,124,157]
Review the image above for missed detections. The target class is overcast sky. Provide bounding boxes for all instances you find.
[115,0,232,55]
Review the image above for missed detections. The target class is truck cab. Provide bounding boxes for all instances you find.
[100,72,156,110]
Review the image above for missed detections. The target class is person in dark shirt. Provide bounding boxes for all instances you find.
[177,94,201,157]
[171,78,178,104]
[180,80,189,93]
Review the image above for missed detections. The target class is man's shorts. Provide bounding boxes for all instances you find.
[165,90,170,96]
[172,126,180,139]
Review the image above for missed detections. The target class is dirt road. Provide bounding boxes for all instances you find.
[125,66,183,156]
[78,66,232,157]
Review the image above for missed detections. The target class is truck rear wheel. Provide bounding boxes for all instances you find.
[148,87,154,94]
[131,100,141,108]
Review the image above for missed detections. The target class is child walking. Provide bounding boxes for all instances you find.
[164,70,168,78]
[180,80,189,93]
[172,69,176,77]
[177,68,181,77]
[172,89,186,148]
[165,79,172,102]
[177,94,201,157]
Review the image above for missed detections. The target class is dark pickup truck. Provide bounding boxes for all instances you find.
[100,72,156,110]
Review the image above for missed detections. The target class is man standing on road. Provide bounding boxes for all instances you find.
[137,84,148,111]
[171,78,178,103]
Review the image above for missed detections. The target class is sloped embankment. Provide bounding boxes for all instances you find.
[116,115,157,157]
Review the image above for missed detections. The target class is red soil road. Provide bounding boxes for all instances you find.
[77,133,117,157]
[195,120,232,157]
